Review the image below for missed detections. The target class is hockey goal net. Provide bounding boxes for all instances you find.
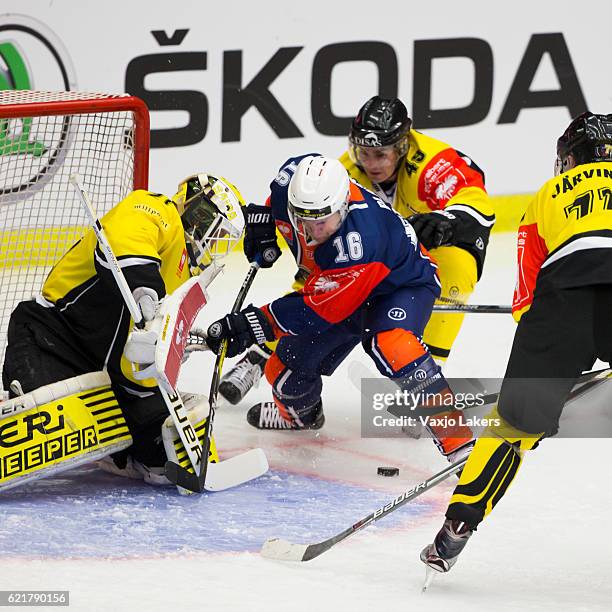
[0,90,150,376]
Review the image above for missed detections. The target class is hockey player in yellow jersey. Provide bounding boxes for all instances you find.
[421,112,612,575]
[341,96,495,363]
[2,174,245,484]
[218,96,496,406]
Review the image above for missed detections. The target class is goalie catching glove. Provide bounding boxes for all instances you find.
[206,305,275,358]
[243,203,281,268]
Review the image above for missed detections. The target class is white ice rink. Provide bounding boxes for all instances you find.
[1,233,610,612]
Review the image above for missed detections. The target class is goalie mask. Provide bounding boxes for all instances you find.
[287,156,350,246]
[174,174,245,274]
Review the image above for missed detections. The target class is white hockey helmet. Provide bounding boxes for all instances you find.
[287,156,350,245]
[174,173,245,273]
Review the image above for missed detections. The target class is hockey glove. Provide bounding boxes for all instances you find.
[408,212,455,250]
[124,329,159,380]
[243,203,281,268]
[206,305,275,358]
[132,286,160,322]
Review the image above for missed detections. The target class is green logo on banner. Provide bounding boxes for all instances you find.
[0,41,46,156]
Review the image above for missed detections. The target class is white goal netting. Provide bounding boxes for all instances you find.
[0,90,149,377]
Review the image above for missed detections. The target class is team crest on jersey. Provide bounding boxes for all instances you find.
[305,267,365,305]
[435,175,458,201]
[421,152,465,209]
[276,221,294,244]
[312,276,340,293]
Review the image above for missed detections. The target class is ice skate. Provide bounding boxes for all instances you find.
[97,455,170,486]
[420,518,474,574]
[219,346,270,405]
[445,439,475,465]
[247,400,325,430]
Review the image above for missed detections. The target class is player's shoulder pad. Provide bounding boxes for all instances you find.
[343,187,394,253]
[410,129,452,155]
[119,189,179,223]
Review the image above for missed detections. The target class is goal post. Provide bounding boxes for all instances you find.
[0,90,150,376]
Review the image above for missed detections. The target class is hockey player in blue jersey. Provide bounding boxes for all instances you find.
[206,155,474,462]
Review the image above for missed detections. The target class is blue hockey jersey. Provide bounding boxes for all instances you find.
[262,154,441,336]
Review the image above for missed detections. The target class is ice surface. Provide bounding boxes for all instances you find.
[0,234,610,611]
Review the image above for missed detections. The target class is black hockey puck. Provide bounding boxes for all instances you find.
[377,466,399,477]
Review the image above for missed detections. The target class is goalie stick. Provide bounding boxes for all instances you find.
[70,175,267,493]
[261,367,611,562]
[165,260,262,492]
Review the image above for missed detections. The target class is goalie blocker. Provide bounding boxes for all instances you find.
[0,372,220,493]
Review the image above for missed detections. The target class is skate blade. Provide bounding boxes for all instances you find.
[422,566,437,592]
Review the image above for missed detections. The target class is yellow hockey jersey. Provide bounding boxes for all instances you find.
[340,130,495,277]
[38,190,191,391]
[513,162,612,321]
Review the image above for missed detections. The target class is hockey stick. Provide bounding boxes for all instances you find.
[69,174,205,479]
[165,261,261,492]
[70,175,268,493]
[432,304,511,314]
[261,367,611,562]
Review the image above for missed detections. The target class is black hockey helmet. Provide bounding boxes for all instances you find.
[556,111,612,174]
[349,96,412,150]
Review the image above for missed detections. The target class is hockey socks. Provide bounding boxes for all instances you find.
[393,353,474,457]
[446,406,541,527]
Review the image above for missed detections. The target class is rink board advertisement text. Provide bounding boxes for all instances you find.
[1,1,610,210]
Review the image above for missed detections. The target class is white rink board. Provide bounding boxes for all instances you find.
[2,1,612,200]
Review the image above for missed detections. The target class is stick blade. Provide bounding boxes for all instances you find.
[260,538,309,562]
[203,448,269,492]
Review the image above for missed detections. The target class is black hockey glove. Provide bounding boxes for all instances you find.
[206,305,275,358]
[243,203,281,268]
[408,211,455,250]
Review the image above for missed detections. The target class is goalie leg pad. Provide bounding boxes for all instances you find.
[0,372,132,491]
